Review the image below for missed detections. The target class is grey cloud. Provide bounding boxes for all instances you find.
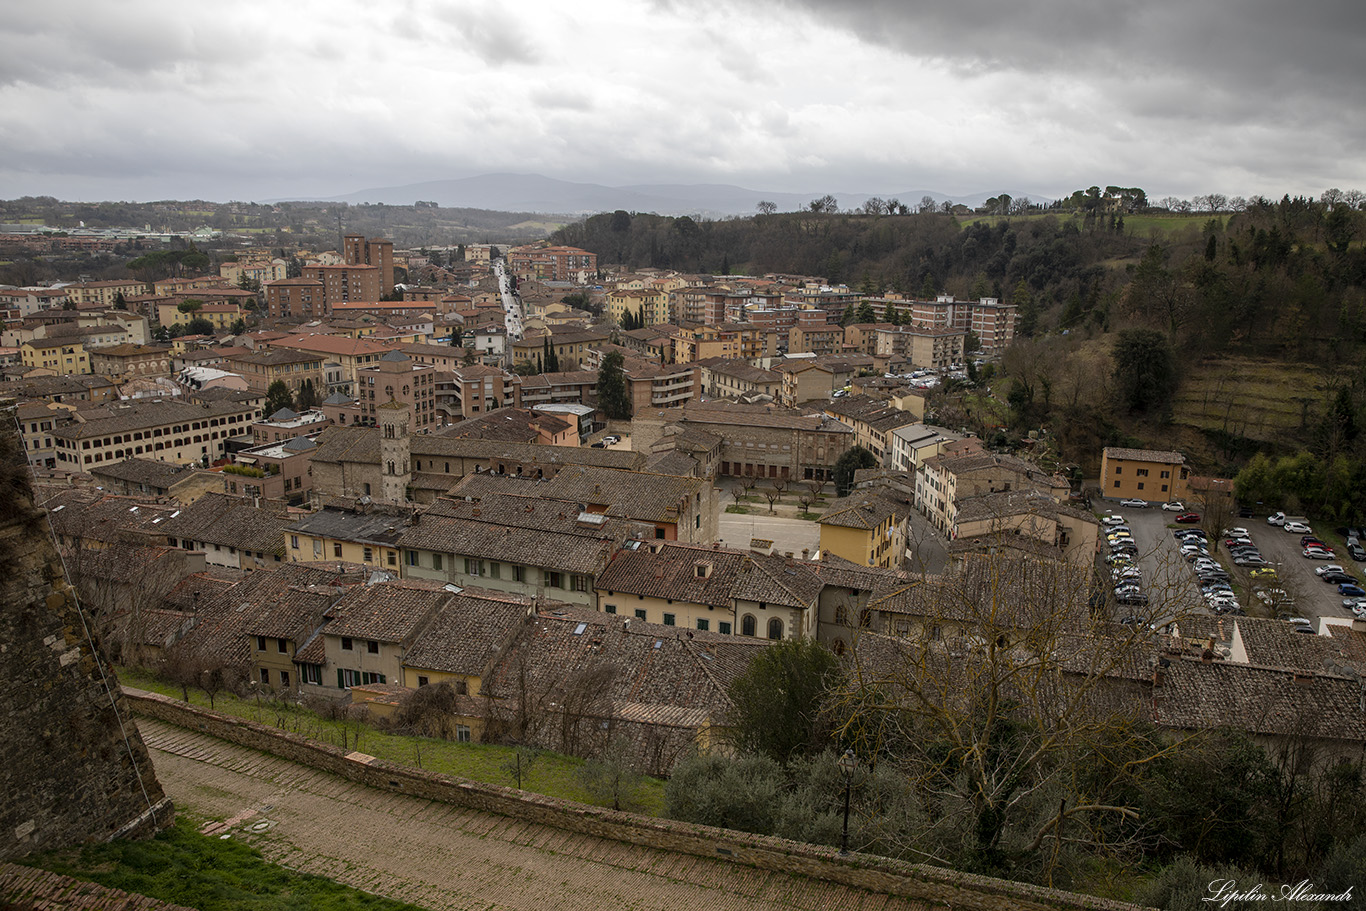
[429,6,540,66]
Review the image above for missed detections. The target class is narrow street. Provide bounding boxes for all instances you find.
[140,718,924,911]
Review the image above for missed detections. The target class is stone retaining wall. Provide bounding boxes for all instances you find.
[127,688,1149,911]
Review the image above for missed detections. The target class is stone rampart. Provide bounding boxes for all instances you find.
[127,688,1147,911]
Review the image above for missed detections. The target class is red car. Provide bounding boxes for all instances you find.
[1175,513,1201,523]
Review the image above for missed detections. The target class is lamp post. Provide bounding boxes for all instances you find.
[837,748,857,856]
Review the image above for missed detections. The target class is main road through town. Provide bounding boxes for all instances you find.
[139,718,927,911]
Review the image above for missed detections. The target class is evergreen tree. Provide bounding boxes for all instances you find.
[855,301,876,324]
[295,379,318,410]
[264,380,294,416]
[839,303,856,327]
[596,351,632,420]
[833,445,879,496]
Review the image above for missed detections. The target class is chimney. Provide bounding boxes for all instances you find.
[1201,648,1214,663]
[1294,672,1313,687]
[802,548,810,560]
[472,507,480,517]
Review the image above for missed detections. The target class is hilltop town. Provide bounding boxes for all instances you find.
[4,219,1366,903]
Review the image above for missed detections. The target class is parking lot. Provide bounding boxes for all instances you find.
[1243,518,1366,623]
[1098,500,1366,626]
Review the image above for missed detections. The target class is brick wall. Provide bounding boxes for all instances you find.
[126,690,1147,911]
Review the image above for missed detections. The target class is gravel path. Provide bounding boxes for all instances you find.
[143,719,928,911]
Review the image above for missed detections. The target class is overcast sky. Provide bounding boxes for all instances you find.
[2,0,1363,204]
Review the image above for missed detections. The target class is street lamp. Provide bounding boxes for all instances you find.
[837,748,857,855]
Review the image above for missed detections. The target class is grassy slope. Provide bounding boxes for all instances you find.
[122,670,667,816]
[1170,356,1326,444]
[22,816,428,911]
[960,211,1219,239]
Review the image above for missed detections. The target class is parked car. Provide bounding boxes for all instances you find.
[1175,528,1209,540]
[1115,591,1149,605]
[1346,597,1366,613]
[1301,536,1326,547]
[1176,513,1202,523]
[1101,514,1125,526]
[1120,498,1149,508]
[1339,584,1366,597]
[1284,521,1312,534]
[1319,572,1354,585]
[1315,564,1347,576]
[1235,555,1270,567]
[1162,501,1186,511]
[1349,543,1366,562]
[1222,527,1251,538]
[1250,567,1279,579]
[1304,548,1336,559]
[1268,512,1287,525]
[1105,554,1133,566]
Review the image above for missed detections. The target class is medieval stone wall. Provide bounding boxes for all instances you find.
[0,401,172,860]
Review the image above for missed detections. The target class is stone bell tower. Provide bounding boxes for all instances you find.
[376,398,412,504]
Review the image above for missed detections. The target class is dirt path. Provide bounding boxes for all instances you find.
[142,719,927,911]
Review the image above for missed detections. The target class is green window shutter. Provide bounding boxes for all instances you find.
[379,673,386,684]
[337,668,344,688]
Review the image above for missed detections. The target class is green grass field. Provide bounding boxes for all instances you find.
[122,670,668,816]
[22,816,427,911]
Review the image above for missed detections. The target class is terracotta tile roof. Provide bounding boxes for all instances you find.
[820,489,908,530]
[89,457,194,488]
[398,495,627,575]
[403,588,534,676]
[1103,447,1185,464]
[159,492,294,555]
[286,506,414,548]
[326,579,452,643]
[596,542,820,611]
[308,425,645,472]
[172,562,358,665]
[43,489,181,543]
[1152,657,1366,742]
[50,398,256,441]
[1231,617,1349,672]
[482,605,764,720]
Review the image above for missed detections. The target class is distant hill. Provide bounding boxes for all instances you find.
[272,173,1039,218]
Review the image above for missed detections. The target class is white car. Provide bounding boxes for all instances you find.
[1315,564,1346,576]
[1284,521,1312,534]
[1267,512,1287,525]
[1102,515,1125,526]
[1221,527,1250,538]
[1161,501,1185,511]
[1120,498,1149,508]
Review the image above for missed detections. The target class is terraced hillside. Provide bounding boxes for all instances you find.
[1171,356,1330,445]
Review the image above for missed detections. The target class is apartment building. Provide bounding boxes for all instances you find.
[50,399,260,470]
[507,244,597,283]
[264,277,319,319]
[1100,447,1190,503]
[355,350,438,430]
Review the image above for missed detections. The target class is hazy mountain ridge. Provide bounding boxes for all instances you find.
[272,173,1042,217]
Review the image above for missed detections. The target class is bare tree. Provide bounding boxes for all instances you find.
[756,200,778,216]
[501,745,542,790]
[830,553,1188,878]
